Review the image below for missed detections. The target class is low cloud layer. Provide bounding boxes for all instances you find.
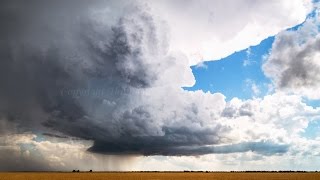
[89,140,289,156]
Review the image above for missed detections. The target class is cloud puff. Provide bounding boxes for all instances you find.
[263,13,320,99]
[222,93,320,142]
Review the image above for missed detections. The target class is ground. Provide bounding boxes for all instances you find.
[1,172,320,180]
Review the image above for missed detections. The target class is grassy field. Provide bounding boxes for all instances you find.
[1,172,320,180]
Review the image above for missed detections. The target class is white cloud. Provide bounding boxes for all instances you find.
[223,93,320,142]
[148,0,313,65]
[244,79,261,96]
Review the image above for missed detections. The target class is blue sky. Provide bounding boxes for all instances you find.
[302,119,320,139]
[184,36,274,100]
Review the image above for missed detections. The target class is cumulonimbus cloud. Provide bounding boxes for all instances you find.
[0,0,313,161]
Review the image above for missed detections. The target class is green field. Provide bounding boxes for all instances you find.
[1,172,320,180]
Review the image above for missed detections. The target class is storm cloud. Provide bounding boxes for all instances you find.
[0,0,227,156]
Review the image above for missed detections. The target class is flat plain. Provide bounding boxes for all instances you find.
[1,172,320,180]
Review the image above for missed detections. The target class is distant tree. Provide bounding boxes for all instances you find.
[89,170,92,172]
[77,170,80,172]
[72,170,76,172]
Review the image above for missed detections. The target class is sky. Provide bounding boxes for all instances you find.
[0,0,320,171]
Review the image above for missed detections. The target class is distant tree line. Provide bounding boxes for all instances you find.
[72,170,92,172]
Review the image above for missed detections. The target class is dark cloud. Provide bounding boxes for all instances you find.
[42,133,68,139]
[267,35,320,88]
[263,18,320,99]
[88,125,228,156]
[0,0,230,159]
[278,38,320,88]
